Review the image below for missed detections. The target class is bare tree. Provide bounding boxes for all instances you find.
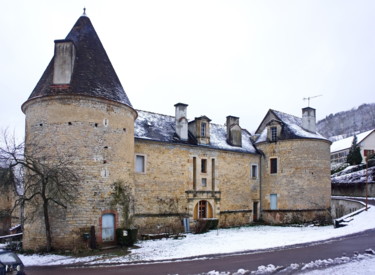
[0,130,80,252]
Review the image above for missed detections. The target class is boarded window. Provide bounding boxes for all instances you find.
[135,155,145,173]
[270,158,278,174]
[270,194,278,210]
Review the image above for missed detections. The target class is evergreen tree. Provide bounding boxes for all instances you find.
[346,135,363,165]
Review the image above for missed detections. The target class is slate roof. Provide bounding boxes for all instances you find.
[135,110,258,154]
[255,109,328,143]
[25,15,132,107]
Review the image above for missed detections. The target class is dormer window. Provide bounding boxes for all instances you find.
[189,116,211,145]
[201,122,207,137]
[271,127,277,142]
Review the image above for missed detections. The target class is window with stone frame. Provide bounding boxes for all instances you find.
[135,155,145,173]
[201,159,207,173]
[270,126,277,142]
[270,158,278,174]
[201,178,207,187]
[201,122,207,137]
[251,164,258,179]
[270,194,278,210]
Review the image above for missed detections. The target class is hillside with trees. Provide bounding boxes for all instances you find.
[317,103,375,141]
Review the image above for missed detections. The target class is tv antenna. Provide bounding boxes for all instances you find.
[303,94,322,107]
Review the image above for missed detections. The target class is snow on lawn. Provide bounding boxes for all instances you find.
[18,205,375,267]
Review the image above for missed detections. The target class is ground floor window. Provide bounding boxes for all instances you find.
[270,194,278,210]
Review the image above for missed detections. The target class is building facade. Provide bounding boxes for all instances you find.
[19,14,332,250]
[330,129,375,165]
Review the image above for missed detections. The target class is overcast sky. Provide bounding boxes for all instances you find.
[1,0,374,139]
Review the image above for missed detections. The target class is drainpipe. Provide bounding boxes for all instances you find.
[259,151,265,220]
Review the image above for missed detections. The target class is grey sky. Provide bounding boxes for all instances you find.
[1,0,374,139]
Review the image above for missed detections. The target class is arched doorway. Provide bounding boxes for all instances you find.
[194,200,213,219]
[102,213,115,242]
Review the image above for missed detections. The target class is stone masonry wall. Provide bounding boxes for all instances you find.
[257,139,331,224]
[134,140,260,234]
[22,95,136,250]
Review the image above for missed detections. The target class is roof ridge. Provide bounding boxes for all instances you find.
[136,109,175,119]
[271,109,300,120]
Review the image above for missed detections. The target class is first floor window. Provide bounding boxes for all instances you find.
[270,158,278,174]
[251,164,258,179]
[270,194,278,210]
[201,159,207,173]
[135,155,145,173]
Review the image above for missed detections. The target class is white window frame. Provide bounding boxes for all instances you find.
[135,154,146,173]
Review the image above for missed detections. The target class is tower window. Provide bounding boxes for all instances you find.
[270,158,278,174]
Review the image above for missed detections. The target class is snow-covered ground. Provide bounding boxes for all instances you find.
[1,201,372,274]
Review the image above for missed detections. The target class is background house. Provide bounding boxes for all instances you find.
[330,129,375,165]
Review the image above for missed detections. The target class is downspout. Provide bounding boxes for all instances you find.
[258,149,265,220]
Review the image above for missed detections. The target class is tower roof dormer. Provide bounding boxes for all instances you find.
[23,14,132,110]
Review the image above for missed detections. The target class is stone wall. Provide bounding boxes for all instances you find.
[331,198,365,219]
[134,140,260,233]
[22,95,136,250]
[332,183,375,197]
[257,139,331,224]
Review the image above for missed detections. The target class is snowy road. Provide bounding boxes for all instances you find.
[26,228,375,274]
[18,197,375,274]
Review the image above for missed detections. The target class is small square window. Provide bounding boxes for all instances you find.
[201,159,207,173]
[135,155,145,173]
[270,158,278,174]
[201,178,207,187]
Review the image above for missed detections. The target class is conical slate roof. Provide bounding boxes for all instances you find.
[25,15,132,107]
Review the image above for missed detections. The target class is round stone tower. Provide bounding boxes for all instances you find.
[21,14,137,250]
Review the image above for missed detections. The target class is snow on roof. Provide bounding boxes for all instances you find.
[256,109,327,143]
[331,129,374,153]
[134,110,257,154]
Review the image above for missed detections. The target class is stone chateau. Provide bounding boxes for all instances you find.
[20,14,331,250]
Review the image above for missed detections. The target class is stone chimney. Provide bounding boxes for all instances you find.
[302,107,316,133]
[174,103,188,141]
[226,116,242,147]
[53,40,76,85]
